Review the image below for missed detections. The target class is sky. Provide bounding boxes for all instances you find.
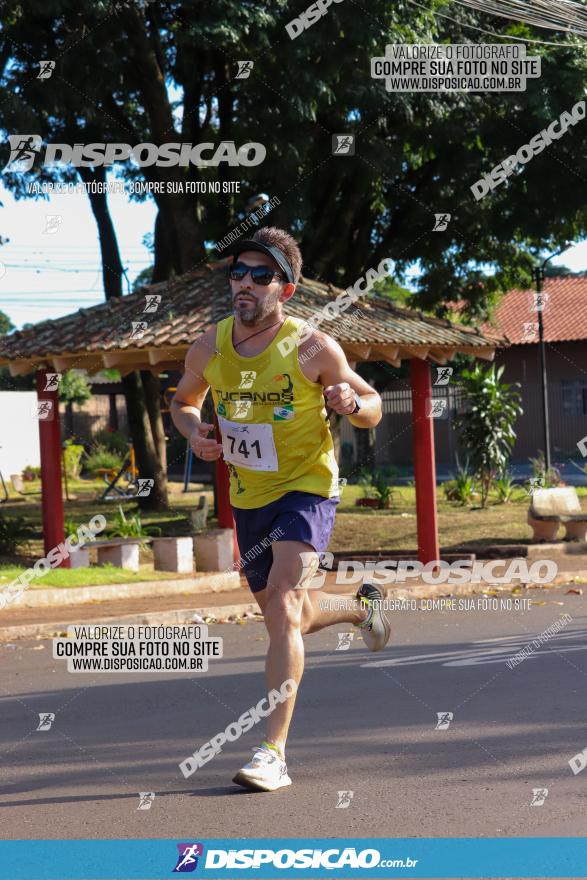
[0,182,157,330]
[2,179,587,331]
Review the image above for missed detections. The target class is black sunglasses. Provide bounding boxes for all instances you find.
[229,261,284,286]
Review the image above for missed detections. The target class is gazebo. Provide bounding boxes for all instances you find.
[0,262,500,566]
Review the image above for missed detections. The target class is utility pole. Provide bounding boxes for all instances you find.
[531,244,570,478]
[531,263,551,474]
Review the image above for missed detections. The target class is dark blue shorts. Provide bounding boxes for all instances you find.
[232,491,339,593]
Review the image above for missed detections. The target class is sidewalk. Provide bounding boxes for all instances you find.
[2,569,584,642]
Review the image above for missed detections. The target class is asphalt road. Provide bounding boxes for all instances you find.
[1,585,587,843]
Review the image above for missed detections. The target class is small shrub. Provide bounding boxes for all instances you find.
[64,516,81,538]
[109,506,161,539]
[63,441,85,479]
[22,465,41,482]
[494,471,516,504]
[0,514,35,555]
[93,429,130,456]
[444,460,476,505]
[529,452,563,488]
[371,470,395,509]
[357,470,378,499]
[84,445,124,477]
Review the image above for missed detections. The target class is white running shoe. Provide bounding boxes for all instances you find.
[233,744,292,792]
[355,581,391,651]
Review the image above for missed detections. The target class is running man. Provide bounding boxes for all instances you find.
[171,227,390,792]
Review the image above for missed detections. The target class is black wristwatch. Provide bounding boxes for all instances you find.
[351,393,362,414]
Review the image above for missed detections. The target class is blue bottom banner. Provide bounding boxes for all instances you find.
[1,838,587,878]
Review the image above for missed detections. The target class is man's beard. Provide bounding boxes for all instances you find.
[233,290,281,327]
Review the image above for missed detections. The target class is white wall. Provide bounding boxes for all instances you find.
[0,392,41,479]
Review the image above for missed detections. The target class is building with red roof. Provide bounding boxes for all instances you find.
[486,275,587,461]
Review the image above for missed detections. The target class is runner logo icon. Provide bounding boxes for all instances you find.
[173,843,204,872]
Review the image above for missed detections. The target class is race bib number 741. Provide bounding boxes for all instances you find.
[217,417,278,472]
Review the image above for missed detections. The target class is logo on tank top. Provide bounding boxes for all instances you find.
[214,372,295,407]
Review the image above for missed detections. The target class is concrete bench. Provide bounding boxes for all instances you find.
[528,487,587,543]
[151,536,194,574]
[86,535,195,573]
[89,537,152,572]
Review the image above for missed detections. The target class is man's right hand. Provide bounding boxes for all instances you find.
[189,422,224,461]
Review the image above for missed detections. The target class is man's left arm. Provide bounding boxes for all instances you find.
[314,334,382,428]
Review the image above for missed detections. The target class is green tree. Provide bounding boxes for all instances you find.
[0,309,36,389]
[2,0,587,508]
[58,371,92,437]
[58,371,92,407]
[455,364,523,508]
[0,310,14,335]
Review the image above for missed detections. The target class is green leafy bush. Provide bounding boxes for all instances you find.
[64,516,81,538]
[444,460,477,506]
[22,465,41,481]
[357,470,378,499]
[529,453,563,489]
[58,370,92,406]
[63,441,85,479]
[371,471,395,509]
[109,506,161,539]
[455,364,522,507]
[494,471,516,504]
[84,445,124,477]
[0,514,35,555]
[93,429,130,456]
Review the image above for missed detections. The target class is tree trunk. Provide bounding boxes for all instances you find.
[152,209,174,283]
[77,166,124,299]
[80,165,170,510]
[65,401,74,437]
[140,370,168,508]
[121,372,167,510]
[354,423,376,473]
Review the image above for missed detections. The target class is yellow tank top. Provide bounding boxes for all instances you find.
[203,315,339,509]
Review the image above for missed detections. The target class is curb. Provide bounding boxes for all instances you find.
[5,571,240,609]
[0,602,258,642]
[2,571,583,643]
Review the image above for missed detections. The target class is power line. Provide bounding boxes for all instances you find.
[408,0,587,46]
[451,0,587,37]
[0,262,149,272]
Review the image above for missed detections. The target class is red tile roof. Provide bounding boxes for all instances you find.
[482,275,587,344]
[0,262,500,371]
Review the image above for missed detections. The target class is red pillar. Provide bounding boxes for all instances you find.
[36,370,68,566]
[410,358,440,564]
[213,414,239,565]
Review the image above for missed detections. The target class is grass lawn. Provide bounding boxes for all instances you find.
[2,479,586,585]
[0,564,190,589]
[331,484,559,552]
